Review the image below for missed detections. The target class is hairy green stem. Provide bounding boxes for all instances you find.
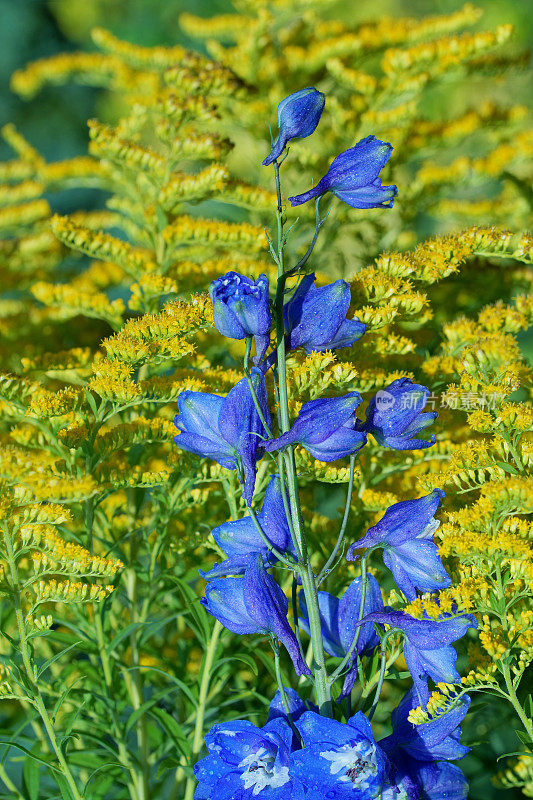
[318,455,356,586]
[329,556,368,685]
[183,621,223,800]
[272,159,331,715]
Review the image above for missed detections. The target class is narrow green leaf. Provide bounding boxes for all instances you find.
[22,755,40,800]
[37,641,82,679]
[0,740,61,773]
[125,686,180,734]
[149,707,191,759]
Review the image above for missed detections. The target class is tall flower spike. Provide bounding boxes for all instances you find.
[284,274,366,354]
[289,135,398,209]
[209,271,271,362]
[362,377,437,450]
[173,367,270,504]
[264,393,366,461]
[299,574,384,699]
[263,87,325,166]
[201,476,295,579]
[346,490,451,600]
[202,555,311,676]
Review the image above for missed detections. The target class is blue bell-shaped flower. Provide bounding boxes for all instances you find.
[289,135,397,209]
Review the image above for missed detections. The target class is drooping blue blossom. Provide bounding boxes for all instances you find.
[356,610,477,700]
[362,378,437,450]
[263,87,325,166]
[346,490,451,600]
[194,716,304,800]
[202,554,311,676]
[264,394,366,461]
[290,710,394,799]
[174,367,270,504]
[382,687,471,763]
[381,688,471,800]
[209,271,271,362]
[289,135,398,209]
[201,476,295,580]
[299,575,384,698]
[283,274,366,354]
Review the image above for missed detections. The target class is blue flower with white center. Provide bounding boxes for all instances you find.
[362,378,437,450]
[346,490,451,601]
[263,87,325,166]
[264,394,366,462]
[210,271,271,362]
[288,135,397,210]
[201,476,296,580]
[194,717,304,799]
[173,368,270,505]
[290,711,393,799]
[202,554,311,676]
[298,575,384,699]
[283,274,366,354]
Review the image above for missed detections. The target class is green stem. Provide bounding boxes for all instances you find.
[245,503,297,568]
[318,455,356,586]
[368,631,394,720]
[271,637,302,745]
[502,661,533,745]
[244,337,273,437]
[272,159,330,715]
[183,621,223,800]
[125,524,150,800]
[329,556,368,685]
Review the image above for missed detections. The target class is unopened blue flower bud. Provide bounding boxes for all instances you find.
[263,87,325,166]
[210,271,271,360]
[289,134,398,210]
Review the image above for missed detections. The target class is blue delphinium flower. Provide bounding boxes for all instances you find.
[357,610,478,700]
[289,135,398,209]
[173,367,270,504]
[194,717,304,799]
[346,490,451,600]
[209,271,271,362]
[299,575,384,698]
[265,394,366,461]
[362,378,437,450]
[290,710,393,799]
[202,554,311,676]
[201,476,295,579]
[284,274,366,354]
[263,87,325,166]
[381,687,471,800]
